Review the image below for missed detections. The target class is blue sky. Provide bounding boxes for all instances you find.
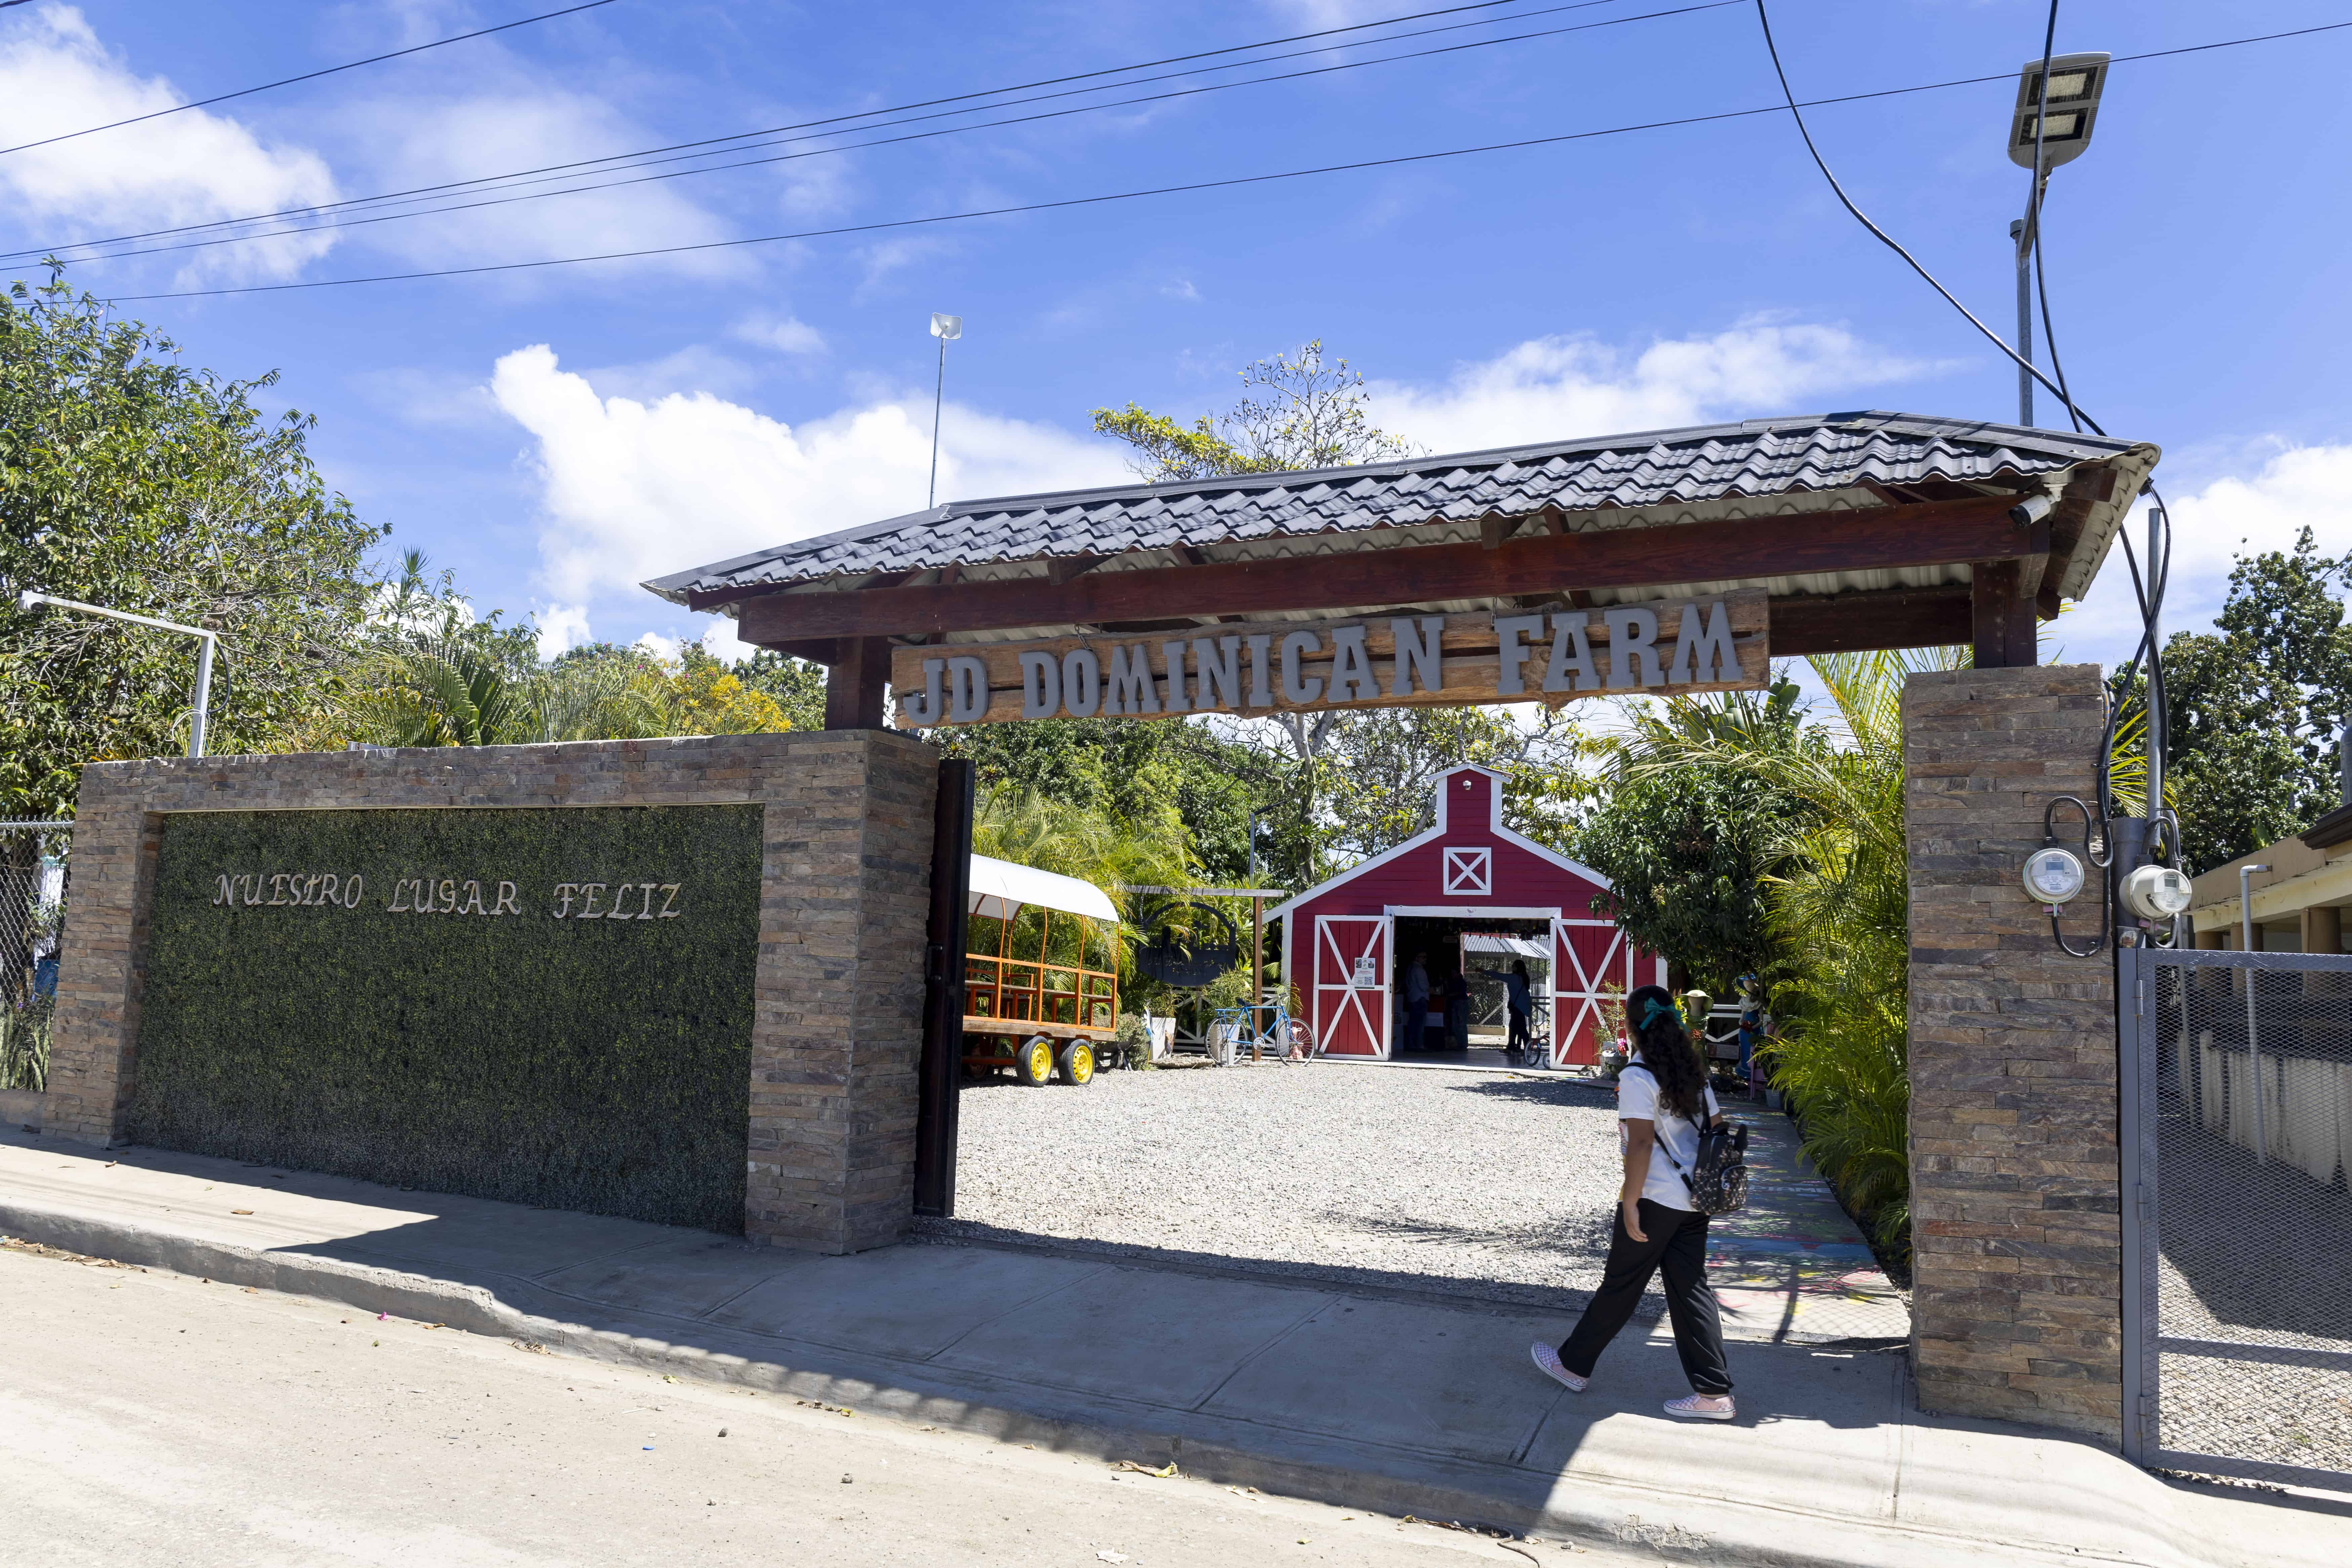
[3,0,2348,672]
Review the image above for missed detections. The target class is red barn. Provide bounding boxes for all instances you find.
[1269,765,1663,1067]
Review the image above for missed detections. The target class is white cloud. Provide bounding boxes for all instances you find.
[731,313,827,355]
[489,344,1128,607]
[2066,442,2352,667]
[534,601,592,660]
[634,629,683,663]
[0,4,339,281]
[1365,321,1935,455]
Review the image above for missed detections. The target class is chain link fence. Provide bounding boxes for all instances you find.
[2124,946,2352,1489]
[1,821,72,1093]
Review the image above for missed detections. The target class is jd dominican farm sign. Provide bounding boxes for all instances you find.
[891,588,1767,728]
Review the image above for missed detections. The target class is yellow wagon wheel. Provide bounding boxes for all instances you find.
[1055,1040,1096,1086]
[1013,1035,1055,1086]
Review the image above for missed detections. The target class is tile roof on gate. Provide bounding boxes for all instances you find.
[643,411,2155,609]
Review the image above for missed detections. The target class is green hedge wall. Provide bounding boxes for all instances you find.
[129,805,763,1232]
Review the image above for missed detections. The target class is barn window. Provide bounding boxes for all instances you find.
[1442,847,1492,895]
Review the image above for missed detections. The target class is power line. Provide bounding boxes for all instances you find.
[10,0,1596,262]
[35,1,1739,268]
[100,15,2352,303]
[0,2,621,159]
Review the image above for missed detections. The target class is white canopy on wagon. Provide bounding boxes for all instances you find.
[967,853,1119,924]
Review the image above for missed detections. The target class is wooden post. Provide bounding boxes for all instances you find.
[914,759,974,1218]
[1970,518,2048,669]
[823,636,891,729]
[1970,560,2037,668]
[2302,903,2340,957]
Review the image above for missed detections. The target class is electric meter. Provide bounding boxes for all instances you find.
[2122,863,2192,922]
[2023,845,2087,905]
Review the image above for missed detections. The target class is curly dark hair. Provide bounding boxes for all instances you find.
[1625,984,1708,1122]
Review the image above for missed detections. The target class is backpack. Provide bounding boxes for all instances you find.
[1659,1115,1751,1216]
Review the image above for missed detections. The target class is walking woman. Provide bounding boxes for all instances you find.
[1530,984,1734,1419]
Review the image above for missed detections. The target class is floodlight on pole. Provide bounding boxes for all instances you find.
[2005,49,2109,427]
[15,589,217,758]
[928,312,962,511]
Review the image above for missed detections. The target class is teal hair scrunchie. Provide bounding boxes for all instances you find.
[1638,997,1679,1029]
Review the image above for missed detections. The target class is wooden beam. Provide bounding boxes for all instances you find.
[1971,517,2049,667]
[735,495,2027,644]
[1044,556,1099,586]
[1770,588,1972,655]
[822,636,891,729]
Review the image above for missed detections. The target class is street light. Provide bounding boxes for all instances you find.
[15,589,218,758]
[928,312,962,511]
[2005,49,2109,427]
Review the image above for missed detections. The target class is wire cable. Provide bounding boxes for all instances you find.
[2,0,1557,259]
[88,15,2352,302]
[1752,0,2102,434]
[37,1,1742,269]
[0,1,620,159]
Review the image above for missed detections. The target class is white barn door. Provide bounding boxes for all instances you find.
[1313,915,1390,1058]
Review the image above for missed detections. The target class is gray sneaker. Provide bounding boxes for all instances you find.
[1664,1393,1735,1421]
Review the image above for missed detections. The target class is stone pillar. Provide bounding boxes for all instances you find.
[1904,664,2120,1442]
[748,731,938,1252]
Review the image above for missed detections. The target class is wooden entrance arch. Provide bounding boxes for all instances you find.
[647,410,2160,1443]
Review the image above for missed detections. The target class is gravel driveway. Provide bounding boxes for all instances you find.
[921,1061,1640,1314]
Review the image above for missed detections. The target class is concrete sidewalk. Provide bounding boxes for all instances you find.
[2,1127,2340,1568]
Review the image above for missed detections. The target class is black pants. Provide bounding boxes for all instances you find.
[1400,1004,1425,1052]
[1507,1008,1531,1056]
[1558,1199,1732,1395]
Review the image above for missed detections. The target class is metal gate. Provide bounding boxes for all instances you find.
[2120,945,2352,1488]
[1,819,73,1093]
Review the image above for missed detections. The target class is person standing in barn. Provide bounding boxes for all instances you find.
[1528,983,1734,1419]
[1476,957,1536,1062]
[1399,950,1430,1053]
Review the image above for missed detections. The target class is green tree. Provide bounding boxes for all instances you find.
[1090,340,1414,483]
[1627,653,1959,1259]
[1573,678,1809,995]
[1316,705,1590,870]
[734,648,827,732]
[320,557,793,747]
[0,273,383,815]
[2158,528,2352,870]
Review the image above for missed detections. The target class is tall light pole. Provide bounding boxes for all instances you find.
[2005,49,2109,427]
[928,312,962,510]
[16,590,217,757]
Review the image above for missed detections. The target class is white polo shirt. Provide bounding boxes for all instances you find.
[1617,1057,1720,1212]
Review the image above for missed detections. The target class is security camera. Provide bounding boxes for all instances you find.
[2008,494,2054,528]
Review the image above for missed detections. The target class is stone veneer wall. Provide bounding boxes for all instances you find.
[1905,664,2121,1441]
[44,731,937,1255]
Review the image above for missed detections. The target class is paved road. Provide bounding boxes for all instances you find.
[0,1239,1620,1568]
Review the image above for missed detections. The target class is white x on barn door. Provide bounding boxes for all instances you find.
[1313,915,1390,1058]
[1550,917,1628,1067]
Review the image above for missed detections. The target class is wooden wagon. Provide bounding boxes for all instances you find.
[961,853,1120,1086]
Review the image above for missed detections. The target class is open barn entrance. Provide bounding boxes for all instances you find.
[1391,916,1554,1063]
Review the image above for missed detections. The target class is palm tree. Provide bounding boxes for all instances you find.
[1626,649,1962,1257]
